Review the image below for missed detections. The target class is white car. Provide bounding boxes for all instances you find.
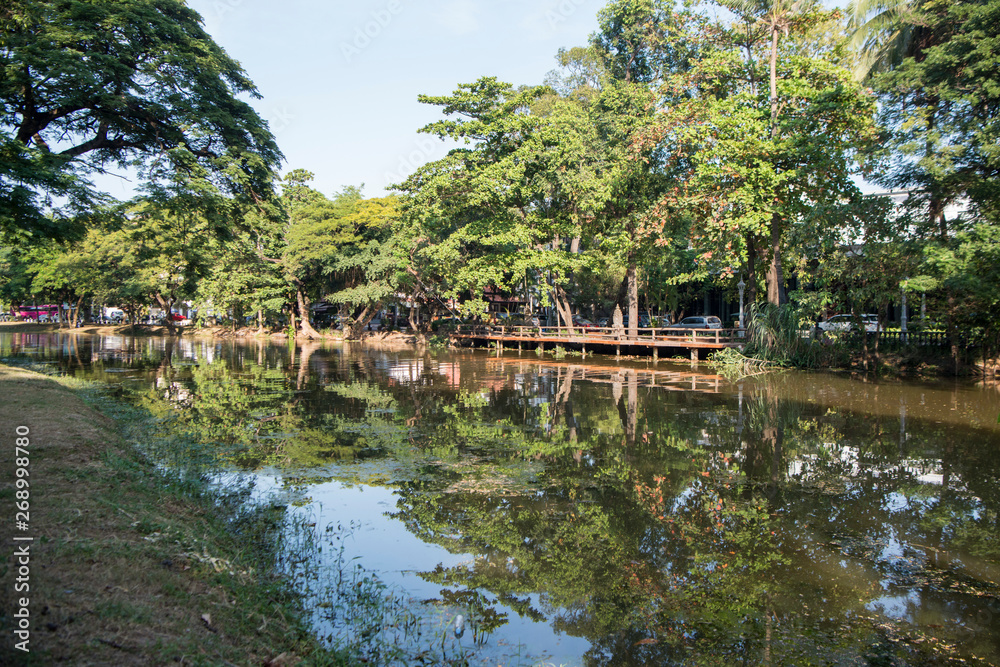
[818,314,880,333]
[665,315,723,330]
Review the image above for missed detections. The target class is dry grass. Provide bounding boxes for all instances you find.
[0,364,340,666]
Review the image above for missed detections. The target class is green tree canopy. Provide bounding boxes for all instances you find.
[647,1,880,309]
[0,0,282,240]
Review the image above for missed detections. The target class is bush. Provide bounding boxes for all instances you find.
[745,303,819,367]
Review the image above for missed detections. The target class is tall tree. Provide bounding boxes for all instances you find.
[865,0,1000,368]
[326,196,407,339]
[716,0,819,305]
[0,0,282,239]
[400,78,593,331]
[276,171,360,339]
[588,0,703,335]
[647,1,879,311]
[123,200,213,333]
[194,229,288,330]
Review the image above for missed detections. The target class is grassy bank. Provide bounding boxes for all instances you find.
[0,363,344,665]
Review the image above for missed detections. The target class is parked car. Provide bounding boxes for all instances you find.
[818,314,880,333]
[665,315,723,330]
[859,314,882,333]
[623,313,652,328]
[571,315,597,328]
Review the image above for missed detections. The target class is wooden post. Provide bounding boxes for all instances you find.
[653,347,658,363]
[690,347,698,362]
[617,345,621,357]
[582,343,586,358]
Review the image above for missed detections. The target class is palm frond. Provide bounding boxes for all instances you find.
[845,0,917,80]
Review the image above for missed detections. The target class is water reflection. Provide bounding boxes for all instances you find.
[3,331,1000,665]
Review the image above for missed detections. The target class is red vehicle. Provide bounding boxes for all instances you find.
[17,305,60,322]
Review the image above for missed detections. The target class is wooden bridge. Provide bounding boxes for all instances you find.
[449,324,745,361]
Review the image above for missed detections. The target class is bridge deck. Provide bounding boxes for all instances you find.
[449,325,745,356]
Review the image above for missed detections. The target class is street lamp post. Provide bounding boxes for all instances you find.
[901,278,908,341]
[737,278,746,331]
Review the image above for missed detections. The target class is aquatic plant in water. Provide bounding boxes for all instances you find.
[276,515,513,665]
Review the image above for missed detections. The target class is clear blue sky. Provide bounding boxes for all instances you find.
[96,0,854,202]
[173,0,610,200]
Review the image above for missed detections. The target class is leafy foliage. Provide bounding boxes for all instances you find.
[0,0,281,238]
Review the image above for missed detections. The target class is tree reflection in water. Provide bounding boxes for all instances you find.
[3,332,1000,665]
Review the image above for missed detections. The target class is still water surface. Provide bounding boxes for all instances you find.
[4,332,1000,665]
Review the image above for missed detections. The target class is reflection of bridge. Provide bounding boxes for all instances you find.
[451,325,744,361]
[486,358,728,393]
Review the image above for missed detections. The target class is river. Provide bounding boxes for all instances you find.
[3,330,1000,666]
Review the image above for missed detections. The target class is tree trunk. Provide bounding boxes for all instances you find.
[71,295,85,327]
[551,284,575,335]
[627,260,638,339]
[627,370,638,444]
[931,186,961,375]
[155,293,177,336]
[409,303,426,344]
[770,27,780,139]
[295,284,321,339]
[764,23,789,308]
[347,302,382,340]
[947,292,959,375]
[765,213,786,306]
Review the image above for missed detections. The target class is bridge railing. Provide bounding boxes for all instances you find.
[451,324,744,346]
[866,330,950,347]
[449,323,959,349]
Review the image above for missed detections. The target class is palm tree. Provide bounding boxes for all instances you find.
[846,0,953,230]
[719,0,812,305]
[847,0,952,82]
[720,0,810,136]
[846,0,920,80]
